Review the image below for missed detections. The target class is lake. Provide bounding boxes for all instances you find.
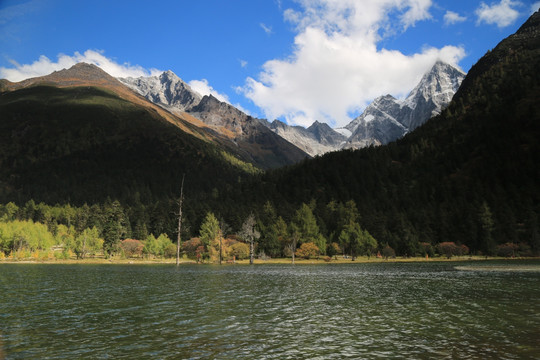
[0,261,539,359]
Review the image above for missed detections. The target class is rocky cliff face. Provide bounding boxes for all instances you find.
[342,94,407,147]
[189,94,248,136]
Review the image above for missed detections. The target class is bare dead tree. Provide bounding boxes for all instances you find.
[289,225,300,265]
[176,174,185,266]
[240,213,260,265]
[219,219,231,265]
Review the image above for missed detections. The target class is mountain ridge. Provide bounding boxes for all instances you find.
[0,63,309,170]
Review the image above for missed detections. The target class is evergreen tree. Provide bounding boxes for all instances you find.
[102,200,127,256]
[199,212,221,262]
[292,203,326,254]
[478,202,495,256]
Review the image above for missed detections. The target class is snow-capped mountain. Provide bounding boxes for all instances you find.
[119,61,464,157]
[264,61,465,154]
[119,71,202,113]
[342,61,466,148]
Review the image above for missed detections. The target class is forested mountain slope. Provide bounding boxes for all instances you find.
[0,84,261,225]
[248,11,540,255]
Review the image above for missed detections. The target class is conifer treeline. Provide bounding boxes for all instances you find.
[1,196,538,259]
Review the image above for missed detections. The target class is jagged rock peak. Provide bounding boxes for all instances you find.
[399,61,465,128]
[118,70,202,113]
[308,120,331,131]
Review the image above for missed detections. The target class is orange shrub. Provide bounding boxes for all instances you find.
[295,242,320,259]
[120,239,144,258]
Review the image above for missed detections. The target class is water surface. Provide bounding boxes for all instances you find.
[0,261,538,359]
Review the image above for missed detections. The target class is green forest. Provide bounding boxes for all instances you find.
[0,197,535,262]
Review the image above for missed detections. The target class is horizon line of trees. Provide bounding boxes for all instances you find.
[1,199,537,261]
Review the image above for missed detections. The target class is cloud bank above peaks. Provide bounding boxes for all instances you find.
[0,50,162,82]
[242,0,465,128]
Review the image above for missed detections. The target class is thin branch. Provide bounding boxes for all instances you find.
[176,174,185,266]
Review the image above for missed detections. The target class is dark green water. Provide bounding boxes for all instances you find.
[0,261,539,359]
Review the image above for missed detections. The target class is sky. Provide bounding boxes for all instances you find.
[1,0,538,128]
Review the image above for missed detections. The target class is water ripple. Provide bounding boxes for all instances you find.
[0,262,539,359]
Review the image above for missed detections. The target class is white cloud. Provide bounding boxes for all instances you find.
[476,0,522,28]
[400,0,433,30]
[0,49,161,82]
[188,79,230,103]
[444,10,467,26]
[242,0,465,128]
[531,2,540,14]
[260,23,273,35]
[239,59,248,68]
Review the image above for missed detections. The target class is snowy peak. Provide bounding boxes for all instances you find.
[264,61,464,154]
[119,70,202,113]
[344,61,465,148]
[400,61,465,129]
[117,61,464,157]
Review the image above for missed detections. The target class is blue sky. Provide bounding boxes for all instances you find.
[1,0,538,127]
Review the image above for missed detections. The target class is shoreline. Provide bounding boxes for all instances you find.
[1,256,538,265]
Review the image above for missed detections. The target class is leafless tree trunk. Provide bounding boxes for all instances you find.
[289,235,298,264]
[288,228,299,264]
[82,232,87,259]
[240,214,260,265]
[219,220,230,265]
[176,174,185,266]
[219,236,222,265]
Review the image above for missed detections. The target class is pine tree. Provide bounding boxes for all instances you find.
[292,203,326,254]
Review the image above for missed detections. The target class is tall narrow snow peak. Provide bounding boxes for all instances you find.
[343,61,465,149]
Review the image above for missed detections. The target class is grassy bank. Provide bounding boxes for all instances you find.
[1,255,538,265]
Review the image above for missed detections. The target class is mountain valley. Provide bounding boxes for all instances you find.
[0,11,538,256]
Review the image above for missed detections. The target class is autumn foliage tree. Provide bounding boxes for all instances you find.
[120,239,144,258]
[295,242,320,259]
[230,241,249,260]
